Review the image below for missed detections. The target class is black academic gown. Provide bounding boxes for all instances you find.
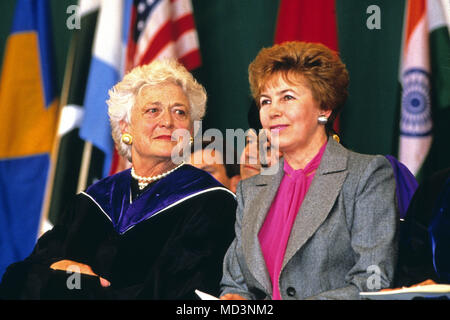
[395,167,450,286]
[0,165,237,300]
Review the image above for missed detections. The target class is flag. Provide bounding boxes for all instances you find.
[421,0,450,177]
[0,0,58,278]
[274,0,340,132]
[110,0,202,174]
[398,0,433,176]
[79,0,131,180]
[429,0,450,113]
[41,0,101,229]
[126,0,201,72]
[274,0,338,50]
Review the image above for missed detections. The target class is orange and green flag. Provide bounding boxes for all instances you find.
[0,0,58,279]
[398,0,450,178]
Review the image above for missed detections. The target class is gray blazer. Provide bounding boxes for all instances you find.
[220,138,399,300]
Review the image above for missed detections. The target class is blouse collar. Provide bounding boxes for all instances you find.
[283,142,327,179]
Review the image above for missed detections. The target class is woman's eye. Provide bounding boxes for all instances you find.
[173,109,188,119]
[260,99,271,106]
[283,95,294,101]
[143,107,161,118]
[145,107,158,113]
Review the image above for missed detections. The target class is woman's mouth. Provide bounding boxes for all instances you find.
[270,125,288,132]
[154,135,173,141]
[243,164,260,172]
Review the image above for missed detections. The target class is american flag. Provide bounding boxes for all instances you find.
[125,0,201,72]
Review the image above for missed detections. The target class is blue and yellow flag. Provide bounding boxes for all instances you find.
[0,0,58,279]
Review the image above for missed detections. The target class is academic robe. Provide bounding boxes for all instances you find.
[0,164,237,300]
[395,167,450,286]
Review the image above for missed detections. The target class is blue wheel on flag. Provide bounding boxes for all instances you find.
[400,68,432,137]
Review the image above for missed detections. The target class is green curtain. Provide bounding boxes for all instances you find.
[4,0,448,179]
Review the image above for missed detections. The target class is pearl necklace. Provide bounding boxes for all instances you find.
[131,162,185,190]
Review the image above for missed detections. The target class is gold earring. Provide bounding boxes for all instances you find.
[332,134,340,143]
[122,133,133,145]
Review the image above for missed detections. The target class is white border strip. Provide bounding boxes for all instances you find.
[80,191,113,223]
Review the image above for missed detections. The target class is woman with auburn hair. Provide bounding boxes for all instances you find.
[0,59,236,300]
[220,41,399,300]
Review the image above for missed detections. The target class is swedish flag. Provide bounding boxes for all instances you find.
[0,0,58,279]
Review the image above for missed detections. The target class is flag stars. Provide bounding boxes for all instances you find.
[137,20,145,31]
[135,0,156,39]
[137,2,146,13]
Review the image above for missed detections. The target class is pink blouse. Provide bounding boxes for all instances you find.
[258,142,327,300]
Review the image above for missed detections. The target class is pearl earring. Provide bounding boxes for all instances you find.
[317,115,328,125]
[121,133,133,145]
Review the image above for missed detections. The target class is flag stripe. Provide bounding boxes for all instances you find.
[91,0,123,68]
[79,0,102,16]
[57,104,84,136]
[405,1,426,44]
[44,1,101,226]
[0,155,50,276]
[275,0,338,51]
[135,0,169,63]
[403,13,430,69]
[398,0,433,176]
[138,19,198,66]
[80,57,118,177]
[35,0,55,108]
[172,0,194,21]
[134,0,197,65]
[138,20,172,64]
[178,49,201,72]
[0,0,57,279]
[80,0,125,179]
[10,1,35,33]
[171,30,200,59]
[274,0,339,132]
[172,14,196,40]
[429,0,449,31]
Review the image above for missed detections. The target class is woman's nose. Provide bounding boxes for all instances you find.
[159,109,173,127]
[268,101,282,118]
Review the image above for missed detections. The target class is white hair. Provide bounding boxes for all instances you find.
[107,59,207,161]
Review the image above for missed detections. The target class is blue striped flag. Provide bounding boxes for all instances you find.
[0,0,58,279]
[79,0,132,179]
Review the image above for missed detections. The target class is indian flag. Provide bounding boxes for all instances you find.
[398,0,450,176]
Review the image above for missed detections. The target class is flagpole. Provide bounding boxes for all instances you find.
[38,35,77,236]
[77,141,93,192]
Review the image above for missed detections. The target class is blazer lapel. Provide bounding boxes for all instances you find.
[282,139,349,270]
[242,160,284,296]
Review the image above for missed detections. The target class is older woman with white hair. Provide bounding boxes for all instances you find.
[0,59,237,300]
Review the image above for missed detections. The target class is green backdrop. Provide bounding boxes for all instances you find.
[2,0,447,178]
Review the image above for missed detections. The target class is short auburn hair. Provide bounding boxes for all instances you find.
[248,41,349,134]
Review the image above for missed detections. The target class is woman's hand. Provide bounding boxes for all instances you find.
[380,279,437,292]
[409,279,437,287]
[220,293,247,300]
[50,259,111,287]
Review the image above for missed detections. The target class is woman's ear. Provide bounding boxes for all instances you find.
[119,120,129,135]
[321,109,332,119]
